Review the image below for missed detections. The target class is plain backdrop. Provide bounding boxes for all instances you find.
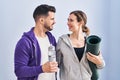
[0,0,120,80]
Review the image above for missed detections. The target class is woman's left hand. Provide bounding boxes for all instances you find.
[86,52,103,65]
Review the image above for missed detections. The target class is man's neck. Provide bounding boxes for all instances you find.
[34,25,47,38]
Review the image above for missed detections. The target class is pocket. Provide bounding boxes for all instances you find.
[81,67,91,80]
[67,66,71,80]
[68,66,81,80]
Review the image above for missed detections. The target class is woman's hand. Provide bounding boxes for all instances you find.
[86,52,103,65]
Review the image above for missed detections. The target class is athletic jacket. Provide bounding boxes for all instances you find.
[56,34,105,80]
[14,27,56,80]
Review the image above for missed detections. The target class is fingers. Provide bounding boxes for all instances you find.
[86,52,103,65]
[49,62,58,72]
[42,61,58,73]
[87,52,97,57]
[50,61,58,67]
[86,52,96,63]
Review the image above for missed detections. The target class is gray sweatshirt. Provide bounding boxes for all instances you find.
[56,34,105,80]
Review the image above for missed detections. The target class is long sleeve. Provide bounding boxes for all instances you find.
[56,38,63,68]
[96,54,105,69]
[14,38,43,78]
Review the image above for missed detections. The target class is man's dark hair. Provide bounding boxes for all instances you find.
[33,4,56,21]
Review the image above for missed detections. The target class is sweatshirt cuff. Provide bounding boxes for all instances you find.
[36,65,44,74]
[97,60,105,69]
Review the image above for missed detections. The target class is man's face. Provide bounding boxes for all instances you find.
[44,11,56,31]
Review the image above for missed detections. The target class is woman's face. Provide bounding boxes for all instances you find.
[67,14,80,32]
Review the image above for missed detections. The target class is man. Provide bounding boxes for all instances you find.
[14,4,58,80]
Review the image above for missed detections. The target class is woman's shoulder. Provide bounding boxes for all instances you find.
[59,34,69,39]
[57,34,70,44]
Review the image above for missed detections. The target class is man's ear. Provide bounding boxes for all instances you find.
[39,17,44,23]
[41,18,44,22]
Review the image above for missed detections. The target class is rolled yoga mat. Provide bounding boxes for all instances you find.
[86,35,101,80]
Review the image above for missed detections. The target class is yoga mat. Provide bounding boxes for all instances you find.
[86,35,101,80]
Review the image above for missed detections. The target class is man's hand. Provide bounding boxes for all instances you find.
[42,61,58,73]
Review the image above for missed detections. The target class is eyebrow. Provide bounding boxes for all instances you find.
[68,18,74,21]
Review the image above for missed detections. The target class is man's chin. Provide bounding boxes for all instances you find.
[47,28,53,31]
[49,28,53,31]
[49,27,53,31]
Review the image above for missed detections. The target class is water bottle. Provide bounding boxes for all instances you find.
[48,44,56,62]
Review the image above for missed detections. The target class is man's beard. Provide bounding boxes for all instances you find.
[44,23,53,31]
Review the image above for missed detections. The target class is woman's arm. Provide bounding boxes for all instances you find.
[86,52,105,69]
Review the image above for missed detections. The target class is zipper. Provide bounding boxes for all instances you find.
[33,43,38,65]
[79,45,87,80]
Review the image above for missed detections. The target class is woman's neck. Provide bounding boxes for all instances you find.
[70,27,84,41]
[69,27,85,48]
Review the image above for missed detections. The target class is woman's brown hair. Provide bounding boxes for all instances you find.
[70,10,90,36]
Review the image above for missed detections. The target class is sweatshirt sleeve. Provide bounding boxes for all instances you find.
[14,38,43,78]
[96,54,105,69]
[56,38,63,68]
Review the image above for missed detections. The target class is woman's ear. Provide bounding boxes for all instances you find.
[81,20,84,25]
[79,21,84,26]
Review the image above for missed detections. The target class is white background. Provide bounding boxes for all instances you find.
[0,0,120,80]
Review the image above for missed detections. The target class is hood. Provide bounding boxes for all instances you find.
[22,27,56,46]
[59,34,86,48]
[22,27,36,43]
[59,34,72,48]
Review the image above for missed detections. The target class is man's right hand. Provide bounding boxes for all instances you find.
[42,61,58,73]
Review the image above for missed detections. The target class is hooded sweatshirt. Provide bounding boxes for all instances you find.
[56,34,105,80]
[14,27,56,80]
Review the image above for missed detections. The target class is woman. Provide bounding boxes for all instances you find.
[56,10,105,80]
